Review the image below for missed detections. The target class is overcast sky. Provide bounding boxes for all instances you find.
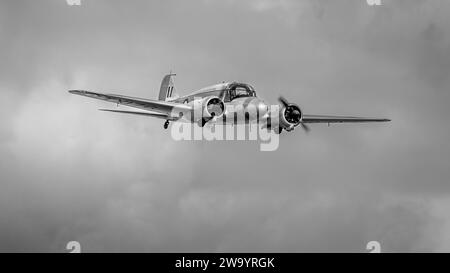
[1,0,450,252]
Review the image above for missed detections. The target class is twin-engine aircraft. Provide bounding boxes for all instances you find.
[69,73,390,134]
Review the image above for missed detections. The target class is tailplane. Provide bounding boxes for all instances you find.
[158,73,178,101]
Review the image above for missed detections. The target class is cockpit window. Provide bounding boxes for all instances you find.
[235,87,248,97]
[228,84,256,101]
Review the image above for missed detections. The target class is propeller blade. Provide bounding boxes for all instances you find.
[300,122,310,132]
[278,96,289,107]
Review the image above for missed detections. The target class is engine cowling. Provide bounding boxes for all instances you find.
[202,96,225,119]
[279,103,302,131]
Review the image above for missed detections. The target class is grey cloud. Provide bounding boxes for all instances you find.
[0,0,449,252]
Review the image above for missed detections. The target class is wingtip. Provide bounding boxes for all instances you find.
[68,90,88,95]
[68,90,81,94]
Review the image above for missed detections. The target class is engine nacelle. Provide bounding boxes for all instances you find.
[201,96,225,119]
[279,103,302,131]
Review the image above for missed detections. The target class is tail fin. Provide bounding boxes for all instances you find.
[158,73,178,101]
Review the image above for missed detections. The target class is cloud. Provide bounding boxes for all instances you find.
[0,0,449,252]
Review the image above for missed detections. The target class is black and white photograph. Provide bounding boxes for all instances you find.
[1,0,450,266]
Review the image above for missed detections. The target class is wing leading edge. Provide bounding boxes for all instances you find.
[302,114,391,123]
[69,90,191,118]
[98,109,178,120]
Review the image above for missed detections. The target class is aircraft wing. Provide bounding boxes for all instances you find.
[302,114,391,123]
[98,109,177,120]
[69,90,191,118]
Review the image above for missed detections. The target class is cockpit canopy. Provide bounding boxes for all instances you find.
[226,83,256,102]
[185,82,256,103]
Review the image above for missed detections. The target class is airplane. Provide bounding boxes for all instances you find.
[69,73,390,134]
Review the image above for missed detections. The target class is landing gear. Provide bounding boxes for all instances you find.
[163,120,169,129]
[198,118,209,128]
[198,115,214,128]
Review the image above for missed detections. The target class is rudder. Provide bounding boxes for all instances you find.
[158,73,178,101]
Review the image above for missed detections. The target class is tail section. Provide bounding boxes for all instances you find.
[158,73,178,101]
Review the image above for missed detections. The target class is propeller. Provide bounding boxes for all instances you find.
[278,96,310,133]
[300,122,310,132]
[279,96,289,108]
